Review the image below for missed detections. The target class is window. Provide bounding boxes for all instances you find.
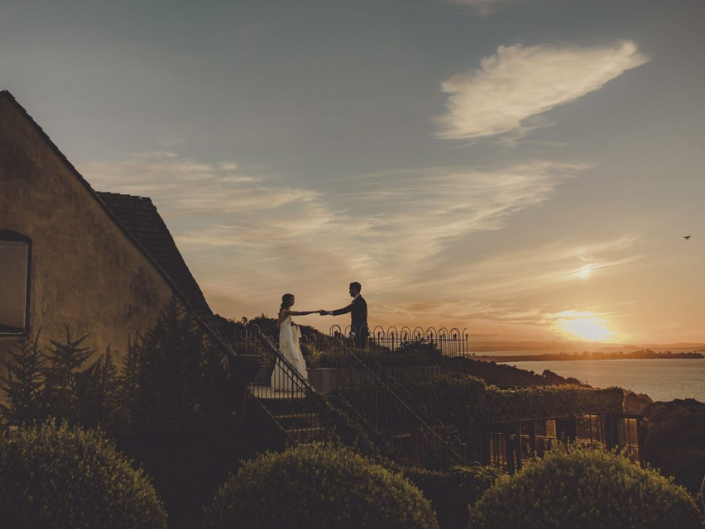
[0,231,31,335]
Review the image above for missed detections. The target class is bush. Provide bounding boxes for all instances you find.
[341,375,625,462]
[0,420,167,528]
[204,443,438,529]
[468,445,702,529]
[123,298,232,434]
[404,466,501,529]
[392,375,623,428]
[309,341,441,369]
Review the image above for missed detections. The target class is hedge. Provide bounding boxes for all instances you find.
[379,374,624,427]
[0,420,167,528]
[204,443,438,529]
[468,445,702,529]
[309,341,441,369]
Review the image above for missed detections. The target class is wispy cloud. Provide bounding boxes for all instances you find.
[410,235,641,295]
[436,41,649,140]
[330,161,587,281]
[376,235,643,327]
[444,0,521,15]
[79,151,642,335]
[83,152,318,216]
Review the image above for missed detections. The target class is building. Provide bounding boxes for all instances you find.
[0,90,227,371]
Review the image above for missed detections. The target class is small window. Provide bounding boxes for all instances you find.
[0,231,31,335]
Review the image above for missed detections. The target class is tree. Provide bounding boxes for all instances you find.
[124,298,231,434]
[75,347,124,433]
[41,328,94,422]
[0,335,46,425]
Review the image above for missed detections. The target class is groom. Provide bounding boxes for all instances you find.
[321,282,369,348]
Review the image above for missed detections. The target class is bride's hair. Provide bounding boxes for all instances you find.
[280,293,294,312]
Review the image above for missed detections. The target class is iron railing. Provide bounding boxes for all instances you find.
[230,324,332,445]
[325,325,471,358]
[231,321,465,465]
[308,331,464,466]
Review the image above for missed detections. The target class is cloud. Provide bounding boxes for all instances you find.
[156,138,186,148]
[83,154,318,216]
[444,0,521,15]
[330,161,586,281]
[436,41,649,140]
[409,235,641,297]
[365,233,643,334]
[79,151,642,337]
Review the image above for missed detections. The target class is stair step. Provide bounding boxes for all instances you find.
[250,385,307,400]
[286,426,327,434]
[274,413,316,420]
[285,425,331,443]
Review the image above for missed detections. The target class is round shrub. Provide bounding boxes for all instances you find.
[404,465,501,529]
[204,443,438,529]
[0,420,167,528]
[469,445,702,529]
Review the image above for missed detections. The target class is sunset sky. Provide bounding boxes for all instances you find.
[2,0,704,344]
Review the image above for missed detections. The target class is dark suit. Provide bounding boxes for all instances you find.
[332,295,368,348]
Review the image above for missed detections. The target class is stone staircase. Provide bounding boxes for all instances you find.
[232,323,464,466]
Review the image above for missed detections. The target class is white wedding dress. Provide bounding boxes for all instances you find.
[271,315,308,391]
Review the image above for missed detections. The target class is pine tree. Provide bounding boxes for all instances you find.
[75,347,124,432]
[0,334,46,425]
[98,348,124,432]
[127,297,230,434]
[42,327,95,423]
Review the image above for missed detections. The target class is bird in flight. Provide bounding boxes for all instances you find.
[684,235,691,240]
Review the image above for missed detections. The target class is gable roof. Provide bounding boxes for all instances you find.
[97,192,214,323]
[0,90,227,349]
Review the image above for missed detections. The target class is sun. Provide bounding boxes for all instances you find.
[560,317,614,341]
[578,264,593,280]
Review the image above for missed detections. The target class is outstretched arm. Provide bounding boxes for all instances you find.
[328,303,353,316]
[285,309,320,316]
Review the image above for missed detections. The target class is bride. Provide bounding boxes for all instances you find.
[271,293,319,391]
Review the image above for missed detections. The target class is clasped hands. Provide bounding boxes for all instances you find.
[318,310,330,316]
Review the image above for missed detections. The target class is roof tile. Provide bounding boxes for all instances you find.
[96,191,214,323]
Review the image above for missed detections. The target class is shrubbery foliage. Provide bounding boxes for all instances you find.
[386,374,623,427]
[204,443,439,529]
[0,299,232,436]
[0,301,238,528]
[404,465,501,529]
[1,328,123,431]
[0,420,167,529]
[0,335,45,425]
[309,340,441,368]
[123,299,231,434]
[441,356,582,387]
[468,445,702,529]
[338,375,625,464]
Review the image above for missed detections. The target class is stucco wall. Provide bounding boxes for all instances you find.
[0,96,179,367]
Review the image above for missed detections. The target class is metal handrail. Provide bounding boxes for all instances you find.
[324,332,463,464]
[232,325,331,446]
[326,324,471,358]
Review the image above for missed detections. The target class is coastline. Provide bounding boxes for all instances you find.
[474,351,704,363]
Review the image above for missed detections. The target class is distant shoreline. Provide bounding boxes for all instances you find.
[474,350,704,363]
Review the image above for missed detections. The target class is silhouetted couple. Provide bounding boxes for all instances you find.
[272,282,368,391]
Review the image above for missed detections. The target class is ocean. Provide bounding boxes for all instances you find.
[494,358,705,402]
